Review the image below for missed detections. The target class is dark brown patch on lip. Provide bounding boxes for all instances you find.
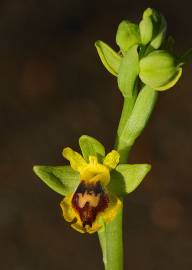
[72,181,109,228]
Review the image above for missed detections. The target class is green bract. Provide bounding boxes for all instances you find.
[139,50,182,90]
[116,20,140,53]
[33,135,151,197]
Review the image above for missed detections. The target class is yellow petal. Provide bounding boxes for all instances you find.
[103,150,120,170]
[62,147,87,172]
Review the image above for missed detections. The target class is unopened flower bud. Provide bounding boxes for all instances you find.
[139,50,182,91]
[116,20,140,53]
[139,8,154,45]
[139,7,167,49]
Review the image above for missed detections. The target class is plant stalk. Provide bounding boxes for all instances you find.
[98,84,158,270]
[98,94,136,270]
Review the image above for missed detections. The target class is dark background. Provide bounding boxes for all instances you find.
[1,0,192,269]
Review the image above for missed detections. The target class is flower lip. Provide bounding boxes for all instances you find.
[60,146,121,233]
[72,181,109,228]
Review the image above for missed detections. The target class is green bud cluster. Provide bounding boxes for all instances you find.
[95,7,191,162]
[95,7,188,96]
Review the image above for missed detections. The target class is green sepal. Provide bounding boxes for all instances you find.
[33,165,80,196]
[116,20,141,53]
[139,50,182,90]
[79,135,105,162]
[109,164,151,195]
[118,85,158,147]
[95,40,121,76]
[117,45,139,97]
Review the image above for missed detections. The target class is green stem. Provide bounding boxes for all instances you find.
[98,204,123,270]
[115,98,135,161]
[98,84,158,270]
[98,94,136,270]
[98,227,107,268]
[107,205,123,270]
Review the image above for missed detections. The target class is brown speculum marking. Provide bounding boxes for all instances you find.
[72,181,109,228]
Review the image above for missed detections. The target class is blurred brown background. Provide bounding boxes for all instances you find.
[1,0,192,269]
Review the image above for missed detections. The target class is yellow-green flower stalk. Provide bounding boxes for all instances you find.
[33,7,191,270]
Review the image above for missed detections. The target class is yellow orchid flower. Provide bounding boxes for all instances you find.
[60,147,122,234]
[33,135,151,234]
